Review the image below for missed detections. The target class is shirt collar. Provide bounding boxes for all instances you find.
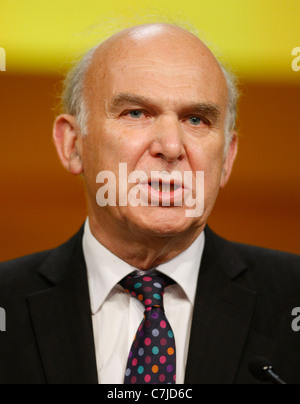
[157,231,205,305]
[83,218,205,314]
[83,219,135,314]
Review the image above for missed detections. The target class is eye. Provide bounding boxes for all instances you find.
[121,109,151,123]
[188,116,203,126]
[128,110,144,119]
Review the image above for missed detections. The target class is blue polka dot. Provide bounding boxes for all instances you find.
[152,346,159,355]
[134,283,142,289]
[138,366,144,374]
[153,294,161,300]
[138,348,145,356]
[152,328,160,337]
[168,330,174,338]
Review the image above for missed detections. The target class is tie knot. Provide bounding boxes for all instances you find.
[120,272,173,310]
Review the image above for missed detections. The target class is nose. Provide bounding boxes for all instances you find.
[149,115,186,164]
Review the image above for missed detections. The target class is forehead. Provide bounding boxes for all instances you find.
[86,31,228,108]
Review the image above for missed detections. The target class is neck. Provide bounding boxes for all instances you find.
[87,213,205,271]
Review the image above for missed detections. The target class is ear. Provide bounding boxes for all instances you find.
[53,114,83,175]
[220,131,238,189]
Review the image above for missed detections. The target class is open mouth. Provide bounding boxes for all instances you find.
[137,177,187,207]
[148,179,183,193]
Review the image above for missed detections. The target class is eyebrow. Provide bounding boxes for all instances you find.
[110,93,153,109]
[109,92,222,121]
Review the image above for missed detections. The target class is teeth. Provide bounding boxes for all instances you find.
[150,182,160,191]
[150,181,182,193]
[162,183,170,193]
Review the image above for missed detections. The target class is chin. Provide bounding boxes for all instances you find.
[127,206,201,237]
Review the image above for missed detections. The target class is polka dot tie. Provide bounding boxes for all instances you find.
[120,272,176,384]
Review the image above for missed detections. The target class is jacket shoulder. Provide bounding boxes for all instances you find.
[0,250,54,292]
[233,242,300,302]
[0,226,85,296]
[230,240,300,269]
[206,226,300,268]
[205,226,300,289]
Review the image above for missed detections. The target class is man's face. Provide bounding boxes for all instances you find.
[81,27,236,238]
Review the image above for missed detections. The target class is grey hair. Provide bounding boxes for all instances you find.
[61,45,98,135]
[61,28,239,151]
[220,65,239,152]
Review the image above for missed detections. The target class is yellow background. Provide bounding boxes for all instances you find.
[1,0,300,80]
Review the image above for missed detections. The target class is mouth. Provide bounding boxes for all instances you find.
[138,176,187,207]
[148,179,183,193]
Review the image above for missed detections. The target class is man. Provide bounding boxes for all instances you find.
[0,23,299,385]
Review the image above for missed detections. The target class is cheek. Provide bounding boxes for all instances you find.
[187,140,225,193]
[84,122,150,175]
[188,137,224,172]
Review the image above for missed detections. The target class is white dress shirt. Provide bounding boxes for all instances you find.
[82,218,205,384]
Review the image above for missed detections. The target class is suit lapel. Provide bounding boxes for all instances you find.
[27,228,98,384]
[185,227,257,384]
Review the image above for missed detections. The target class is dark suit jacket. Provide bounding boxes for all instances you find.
[0,226,300,384]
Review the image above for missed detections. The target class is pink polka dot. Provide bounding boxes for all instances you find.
[143,277,152,282]
[144,374,151,383]
[160,338,167,346]
[131,376,137,384]
[145,338,152,346]
[145,356,152,364]
[145,299,152,306]
[159,374,166,382]
[132,358,138,366]
[160,320,167,329]
[160,356,167,364]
